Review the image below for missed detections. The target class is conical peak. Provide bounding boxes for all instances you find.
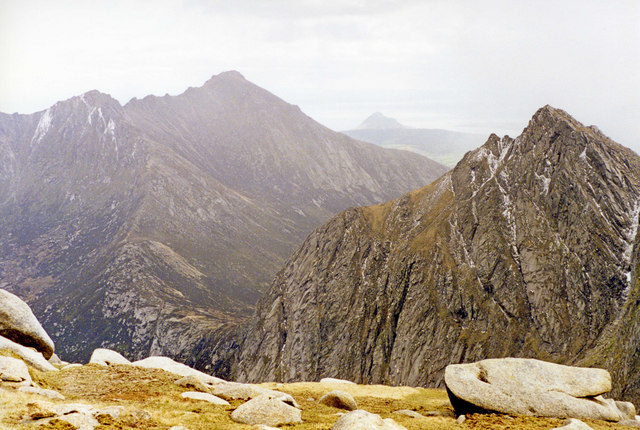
[528,105,584,132]
[204,70,246,87]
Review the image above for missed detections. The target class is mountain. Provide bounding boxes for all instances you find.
[238,106,640,403]
[344,113,486,167]
[0,71,449,366]
[355,112,406,130]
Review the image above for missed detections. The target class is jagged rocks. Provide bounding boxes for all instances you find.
[332,410,406,429]
[89,348,131,366]
[319,390,358,411]
[231,393,302,426]
[444,358,621,421]
[0,289,54,359]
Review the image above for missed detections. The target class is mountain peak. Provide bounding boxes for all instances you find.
[204,70,246,87]
[356,112,406,130]
[528,104,584,132]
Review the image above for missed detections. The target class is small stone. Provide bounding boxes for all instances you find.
[175,375,210,392]
[181,391,229,405]
[319,390,358,411]
[393,410,425,418]
[456,415,466,424]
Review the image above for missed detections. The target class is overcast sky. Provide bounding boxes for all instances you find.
[1,0,639,152]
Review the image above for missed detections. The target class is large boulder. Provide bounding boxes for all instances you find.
[131,356,225,384]
[231,393,302,426]
[319,390,358,411]
[332,410,407,430]
[0,335,57,372]
[444,358,621,421]
[0,289,54,359]
[89,348,131,366]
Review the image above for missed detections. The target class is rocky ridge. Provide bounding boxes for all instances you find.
[238,106,640,404]
[0,71,448,368]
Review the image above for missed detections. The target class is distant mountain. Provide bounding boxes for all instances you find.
[355,112,406,130]
[0,71,449,366]
[344,114,486,167]
[239,106,640,404]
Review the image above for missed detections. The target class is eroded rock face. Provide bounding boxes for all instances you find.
[237,106,640,405]
[444,358,619,421]
[0,289,54,359]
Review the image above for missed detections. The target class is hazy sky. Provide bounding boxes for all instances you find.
[2,0,639,152]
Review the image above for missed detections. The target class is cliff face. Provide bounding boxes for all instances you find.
[239,106,640,402]
[0,72,448,365]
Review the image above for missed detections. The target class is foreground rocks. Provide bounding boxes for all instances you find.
[445,358,630,421]
[319,390,358,411]
[0,289,55,359]
[231,392,302,426]
[332,410,406,429]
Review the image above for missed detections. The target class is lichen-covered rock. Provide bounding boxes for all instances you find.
[332,410,406,430]
[319,390,358,411]
[444,358,620,421]
[0,289,54,359]
[89,348,131,366]
[231,393,302,426]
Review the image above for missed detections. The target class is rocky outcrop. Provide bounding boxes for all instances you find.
[238,106,640,405]
[0,335,57,372]
[332,410,406,430]
[444,358,621,421]
[0,289,54,359]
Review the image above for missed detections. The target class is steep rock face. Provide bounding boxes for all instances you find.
[0,72,447,366]
[239,106,640,402]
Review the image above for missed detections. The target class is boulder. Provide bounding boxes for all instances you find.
[319,390,358,411]
[89,348,131,366]
[18,385,66,400]
[0,356,32,383]
[332,410,407,430]
[0,335,57,372]
[0,289,54,359]
[175,375,210,392]
[552,418,594,429]
[211,382,298,407]
[320,378,356,384]
[392,410,424,419]
[616,401,637,420]
[56,412,99,430]
[132,356,225,384]
[231,393,302,426]
[181,391,229,405]
[444,358,621,421]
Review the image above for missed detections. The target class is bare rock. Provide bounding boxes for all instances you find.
[552,418,594,429]
[320,378,356,384]
[616,401,637,420]
[18,385,65,400]
[0,335,57,372]
[445,358,621,421]
[56,412,99,430]
[231,393,302,426]
[181,391,229,405]
[0,289,54,359]
[175,375,210,392]
[0,356,31,383]
[332,410,407,429]
[393,410,424,419]
[62,363,83,370]
[319,390,358,411]
[456,415,466,424]
[132,356,225,384]
[89,348,131,366]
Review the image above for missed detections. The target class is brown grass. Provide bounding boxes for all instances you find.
[0,360,636,429]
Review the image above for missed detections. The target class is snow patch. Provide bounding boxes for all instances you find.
[534,172,551,194]
[579,148,586,160]
[32,108,52,145]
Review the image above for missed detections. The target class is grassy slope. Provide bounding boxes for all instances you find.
[0,350,633,430]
